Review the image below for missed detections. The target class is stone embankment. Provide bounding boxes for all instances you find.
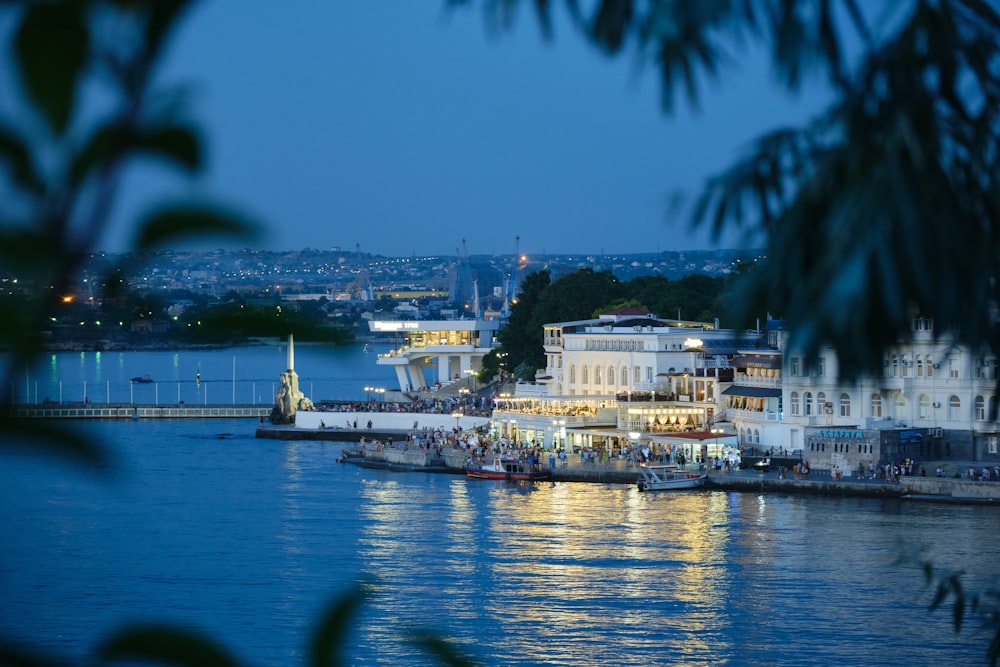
[336,445,1000,503]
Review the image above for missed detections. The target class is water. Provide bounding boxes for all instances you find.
[7,342,397,405]
[2,348,999,666]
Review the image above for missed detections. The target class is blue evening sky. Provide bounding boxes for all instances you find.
[105,3,827,257]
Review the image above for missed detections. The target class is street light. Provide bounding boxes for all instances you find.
[452,411,463,432]
[374,387,385,402]
[364,385,373,401]
[464,369,477,393]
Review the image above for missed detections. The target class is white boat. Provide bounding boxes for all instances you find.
[636,464,707,491]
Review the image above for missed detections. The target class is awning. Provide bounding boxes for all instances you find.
[722,385,782,398]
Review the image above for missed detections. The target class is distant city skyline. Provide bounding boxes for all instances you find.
[95,3,827,257]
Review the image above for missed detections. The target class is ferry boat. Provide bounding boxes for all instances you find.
[636,464,707,491]
[466,456,550,481]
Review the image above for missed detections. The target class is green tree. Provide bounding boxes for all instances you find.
[497,269,551,374]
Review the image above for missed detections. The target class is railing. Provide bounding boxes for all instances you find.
[729,408,782,422]
[733,376,782,387]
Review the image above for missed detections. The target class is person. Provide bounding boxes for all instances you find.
[367,419,373,429]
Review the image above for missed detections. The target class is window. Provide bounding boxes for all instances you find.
[790,357,800,376]
[607,366,615,386]
[594,366,602,385]
[892,354,899,377]
[950,359,959,379]
[790,392,800,416]
[817,356,826,377]
[569,365,576,384]
[917,356,924,377]
[839,393,851,417]
[991,396,999,422]
[634,366,640,385]
[895,394,906,419]
[948,395,961,421]
[804,391,814,416]
[646,366,653,383]
[976,396,986,421]
[902,356,910,377]
[990,436,998,455]
[927,356,935,377]
[621,366,628,386]
[754,429,760,444]
[818,392,827,414]
[581,366,589,384]
[871,394,882,418]
[919,394,930,419]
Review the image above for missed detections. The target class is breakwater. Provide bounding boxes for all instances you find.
[10,403,271,419]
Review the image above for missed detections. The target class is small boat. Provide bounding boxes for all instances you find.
[466,456,550,481]
[130,375,153,383]
[636,464,707,491]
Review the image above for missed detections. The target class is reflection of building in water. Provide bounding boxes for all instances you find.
[369,318,501,391]
[492,309,761,459]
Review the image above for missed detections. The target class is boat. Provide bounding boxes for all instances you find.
[466,456,550,481]
[130,375,153,383]
[636,464,707,491]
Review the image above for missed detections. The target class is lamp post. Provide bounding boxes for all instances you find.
[452,411,463,432]
[464,368,477,394]
[374,387,385,402]
[364,386,372,402]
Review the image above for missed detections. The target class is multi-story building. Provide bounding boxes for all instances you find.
[494,308,763,460]
[731,317,1000,473]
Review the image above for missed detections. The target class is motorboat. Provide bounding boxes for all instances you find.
[636,464,707,491]
[130,375,153,383]
[466,456,550,481]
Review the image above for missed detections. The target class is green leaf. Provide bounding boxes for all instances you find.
[0,122,44,195]
[15,1,89,135]
[409,630,481,667]
[0,416,112,473]
[133,202,260,250]
[72,122,203,185]
[97,625,240,667]
[309,582,371,667]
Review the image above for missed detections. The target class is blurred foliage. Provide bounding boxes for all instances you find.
[897,548,1000,666]
[454,0,1000,381]
[0,0,260,420]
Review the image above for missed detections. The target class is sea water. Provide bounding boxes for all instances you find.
[2,348,999,666]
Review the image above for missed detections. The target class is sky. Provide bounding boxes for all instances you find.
[99,3,827,257]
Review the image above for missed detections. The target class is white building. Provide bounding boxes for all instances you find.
[731,317,1000,472]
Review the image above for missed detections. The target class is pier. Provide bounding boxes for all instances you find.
[9,403,271,419]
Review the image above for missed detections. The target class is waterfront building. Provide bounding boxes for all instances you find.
[493,308,762,460]
[768,317,1000,471]
[368,318,501,391]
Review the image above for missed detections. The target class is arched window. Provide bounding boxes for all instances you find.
[892,354,899,377]
[991,396,999,422]
[919,394,930,419]
[839,393,851,417]
[620,366,628,386]
[607,366,615,386]
[594,366,602,385]
[581,366,589,384]
[790,392,800,416]
[818,392,827,414]
[804,392,814,416]
[927,356,935,377]
[948,395,961,421]
[754,429,761,444]
[976,396,986,421]
[895,394,907,419]
[871,394,882,418]
[916,356,924,377]
[569,365,576,384]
